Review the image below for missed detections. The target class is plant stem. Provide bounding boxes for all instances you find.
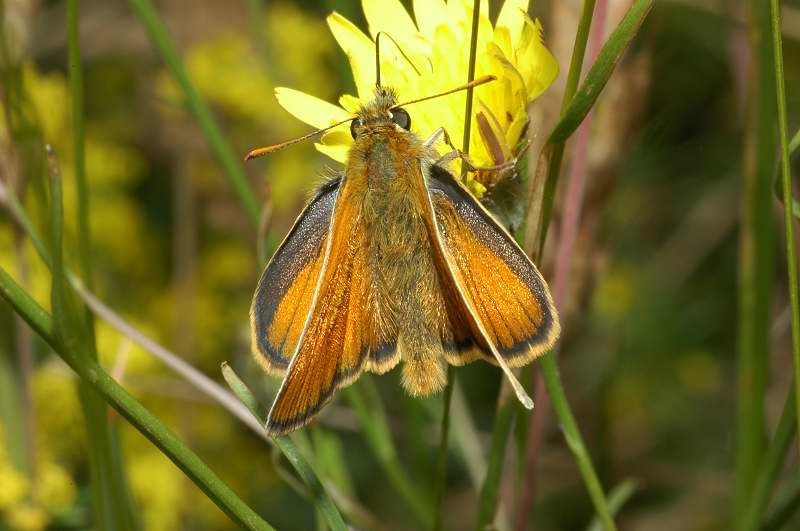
[476,391,516,530]
[126,0,260,226]
[535,0,597,255]
[433,365,455,531]
[741,391,796,530]
[540,355,616,530]
[0,266,275,531]
[770,0,800,461]
[736,0,777,525]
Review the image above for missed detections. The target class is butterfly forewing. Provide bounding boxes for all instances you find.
[265,177,396,435]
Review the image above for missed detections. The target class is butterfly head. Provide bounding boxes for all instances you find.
[350,86,411,139]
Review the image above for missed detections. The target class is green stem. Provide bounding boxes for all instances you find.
[475,393,516,530]
[547,0,655,144]
[49,146,140,530]
[536,0,597,255]
[742,391,796,530]
[126,0,260,226]
[0,267,275,531]
[763,473,800,531]
[460,0,481,175]
[769,0,800,459]
[736,0,777,525]
[540,354,617,531]
[433,365,455,531]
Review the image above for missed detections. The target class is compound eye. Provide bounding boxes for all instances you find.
[390,108,411,130]
[350,119,362,139]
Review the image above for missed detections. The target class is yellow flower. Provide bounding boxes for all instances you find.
[275,0,558,196]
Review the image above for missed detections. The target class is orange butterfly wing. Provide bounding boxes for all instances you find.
[426,165,560,367]
[250,178,340,376]
[266,178,395,434]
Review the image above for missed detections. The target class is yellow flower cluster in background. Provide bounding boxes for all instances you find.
[276,0,558,196]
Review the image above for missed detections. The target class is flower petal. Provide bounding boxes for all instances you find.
[339,94,362,113]
[275,87,352,129]
[327,12,376,99]
[516,18,558,100]
[413,0,447,38]
[497,0,528,48]
[316,129,352,163]
[363,0,418,39]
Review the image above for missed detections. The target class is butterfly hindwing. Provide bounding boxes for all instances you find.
[266,177,396,434]
[426,164,560,366]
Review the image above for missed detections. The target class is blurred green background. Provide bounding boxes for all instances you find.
[1,0,799,530]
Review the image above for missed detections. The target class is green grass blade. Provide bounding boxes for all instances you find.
[742,391,796,530]
[547,0,655,143]
[433,366,456,531]
[540,354,617,530]
[533,0,597,255]
[47,148,138,530]
[763,473,800,531]
[769,0,800,460]
[736,0,778,525]
[586,479,638,531]
[0,266,275,531]
[475,393,516,531]
[126,0,260,226]
[221,363,348,531]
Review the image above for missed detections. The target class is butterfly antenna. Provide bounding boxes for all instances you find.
[391,75,496,109]
[375,31,422,88]
[244,116,354,160]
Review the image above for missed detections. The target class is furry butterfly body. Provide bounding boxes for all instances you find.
[250,87,560,435]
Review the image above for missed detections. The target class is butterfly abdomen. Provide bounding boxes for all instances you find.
[354,132,449,395]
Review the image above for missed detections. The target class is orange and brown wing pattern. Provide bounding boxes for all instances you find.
[250,178,340,376]
[266,181,392,434]
[427,165,560,367]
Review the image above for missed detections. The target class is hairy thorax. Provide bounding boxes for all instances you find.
[346,129,449,395]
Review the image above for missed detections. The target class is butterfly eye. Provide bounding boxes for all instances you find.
[391,108,411,130]
[350,119,362,139]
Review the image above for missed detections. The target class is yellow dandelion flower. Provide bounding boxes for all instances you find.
[275,0,557,197]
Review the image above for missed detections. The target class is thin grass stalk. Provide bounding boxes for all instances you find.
[68,5,140,524]
[476,389,516,531]
[769,0,800,462]
[763,474,800,530]
[0,266,275,531]
[742,391,796,530]
[47,148,138,530]
[433,365,456,531]
[126,0,260,225]
[736,0,778,524]
[535,0,597,255]
[221,364,348,531]
[586,479,638,531]
[540,356,616,530]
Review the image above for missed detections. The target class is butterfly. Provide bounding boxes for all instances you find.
[246,76,560,435]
